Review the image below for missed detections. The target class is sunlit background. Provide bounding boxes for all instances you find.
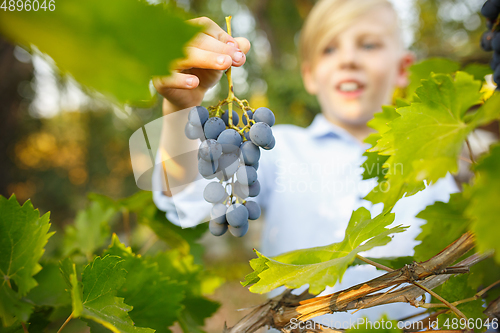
[0,0,497,332]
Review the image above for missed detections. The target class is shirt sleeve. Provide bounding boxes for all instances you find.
[151,149,212,228]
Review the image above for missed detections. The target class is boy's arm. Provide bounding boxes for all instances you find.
[153,17,251,195]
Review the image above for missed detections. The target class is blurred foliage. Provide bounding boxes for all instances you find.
[0,0,200,105]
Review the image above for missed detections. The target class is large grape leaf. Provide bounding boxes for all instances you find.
[0,195,53,326]
[406,58,460,100]
[63,201,116,258]
[0,0,200,105]
[466,143,500,264]
[413,190,471,262]
[433,274,486,325]
[362,105,400,182]
[150,250,221,331]
[90,191,208,262]
[61,255,154,333]
[468,257,500,305]
[242,207,407,295]
[365,72,492,212]
[103,234,185,333]
[27,263,71,307]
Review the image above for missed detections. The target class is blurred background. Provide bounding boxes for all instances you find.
[0,0,497,331]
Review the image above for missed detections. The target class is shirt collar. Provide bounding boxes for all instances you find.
[308,114,369,149]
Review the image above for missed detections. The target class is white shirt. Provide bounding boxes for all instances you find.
[152,113,459,326]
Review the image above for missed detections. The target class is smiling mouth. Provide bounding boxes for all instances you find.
[336,81,365,98]
[339,82,360,92]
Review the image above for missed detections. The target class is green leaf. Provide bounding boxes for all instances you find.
[362,106,400,181]
[461,63,493,82]
[149,250,221,331]
[414,191,471,262]
[243,207,407,295]
[0,195,53,326]
[351,256,414,270]
[469,92,500,128]
[26,263,71,307]
[63,201,116,258]
[180,296,219,332]
[466,143,500,263]
[0,0,200,105]
[65,255,154,333]
[435,274,486,324]
[406,58,460,100]
[365,72,482,211]
[140,206,208,263]
[103,234,185,333]
[59,258,83,317]
[91,191,208,262]
[468,257,500,305]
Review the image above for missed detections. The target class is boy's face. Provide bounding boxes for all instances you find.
[302,6,413,127]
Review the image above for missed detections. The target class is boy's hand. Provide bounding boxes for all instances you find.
[153,17,250,114]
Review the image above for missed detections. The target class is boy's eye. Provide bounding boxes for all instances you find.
[323,46,336,54]
[362,43,381,50]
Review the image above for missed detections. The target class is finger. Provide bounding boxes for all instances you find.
[190,34,246,66]
[234,37,251,55]
[189,17,235,44]
[153,72,200,92]
[174,47,233,71]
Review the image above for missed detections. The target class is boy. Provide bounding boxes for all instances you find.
[152,0,458,327]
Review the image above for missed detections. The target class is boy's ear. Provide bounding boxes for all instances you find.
[301,62,318,95]
[395,51,415,88]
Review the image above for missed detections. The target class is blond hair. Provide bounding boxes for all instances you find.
[299,0,402,67]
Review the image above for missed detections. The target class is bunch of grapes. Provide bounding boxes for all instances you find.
[185,105,275,237]
[480,0,500,85]
[184,16,276,238]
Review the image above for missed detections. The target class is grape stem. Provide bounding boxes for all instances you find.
[222,16,255,135]
[225,16,235,128]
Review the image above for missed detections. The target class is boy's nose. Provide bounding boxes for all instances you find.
[338,47,360,69]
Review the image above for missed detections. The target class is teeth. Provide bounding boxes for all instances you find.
[339,82,359,92]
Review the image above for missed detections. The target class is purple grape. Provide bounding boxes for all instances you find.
[250,122,273,147]
[481,31,494,52]
[236,165,258,186]
[199,139,223,162]
[203,182,227,203]
[253,107,275,127]
[188,106,209,127]
[185,122,205,140]
[492,32,500,52]
[263,135,275,150]
[240,141,260,166]
[198,159,218,178]
[216,153,240,180]
[204,117,226,139]
[217,129,242,153]
[211,203,227,225]
[209,220,228,236]
[221,110,239,126]
[226,204,249,228]
[244,201,261,220]
[228,221,248,237]
[482,0,500,20]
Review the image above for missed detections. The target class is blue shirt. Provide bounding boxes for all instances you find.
[152,113,459,326]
